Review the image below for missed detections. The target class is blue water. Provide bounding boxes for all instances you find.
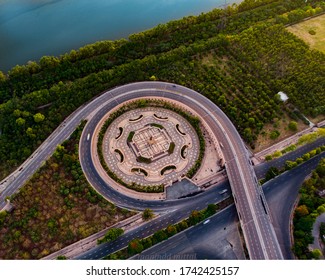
[0,0,237,72]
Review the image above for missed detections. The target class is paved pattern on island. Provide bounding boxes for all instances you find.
[102,107,199,186]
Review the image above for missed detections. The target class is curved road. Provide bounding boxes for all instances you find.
[0,82,283,259]
[78,82,282,259]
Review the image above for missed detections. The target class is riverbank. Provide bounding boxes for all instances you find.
[0,0,238,72]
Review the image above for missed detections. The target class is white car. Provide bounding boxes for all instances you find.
[203,219,210,225]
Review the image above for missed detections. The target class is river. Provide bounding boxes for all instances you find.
[0,0,239,72]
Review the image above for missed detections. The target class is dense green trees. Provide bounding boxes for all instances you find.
[0,0,324,180]
[293,158,325,259]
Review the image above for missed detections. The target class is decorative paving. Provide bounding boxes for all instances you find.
[130,125,171,160]
[102,107,200,186]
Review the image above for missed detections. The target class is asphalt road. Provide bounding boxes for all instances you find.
[255,137,325,179]
[127,152,324,261]
[0,81,297,259]
[75,187,232,260]
[79,82,282,259]
[132,205,243,260]
[263,152,325,259]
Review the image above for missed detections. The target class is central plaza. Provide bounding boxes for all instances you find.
[130,125,172,161]
[102,107,200,186]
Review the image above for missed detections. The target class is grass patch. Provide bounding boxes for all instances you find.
[127,131,135,142]
[287,14,325,53]
[168,142,175,154]
[150,123,164,129]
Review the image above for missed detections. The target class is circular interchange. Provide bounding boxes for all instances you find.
[101,107,200,187]
[79,82,283,260]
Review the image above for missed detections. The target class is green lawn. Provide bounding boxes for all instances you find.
[287,14,325,53]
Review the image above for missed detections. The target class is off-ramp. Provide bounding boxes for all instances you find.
[0,82,283,259]
[79,82,283,259]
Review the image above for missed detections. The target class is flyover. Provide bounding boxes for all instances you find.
[0,82,283,259]
[79,82,283,259]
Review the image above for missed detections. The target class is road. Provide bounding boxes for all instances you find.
[76,82,281,259]
[255,137,325,179]
[75,188,232,260]
[1,82,283,259]
[127,152,324,260]
[132,205,244,260]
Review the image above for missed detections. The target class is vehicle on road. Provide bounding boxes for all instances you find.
[219,189,227,195]
[203,219,210,225]
[87,133,90,141]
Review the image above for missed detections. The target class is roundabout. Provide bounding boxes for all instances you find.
[79,81,283,259]
[101,106,200,187]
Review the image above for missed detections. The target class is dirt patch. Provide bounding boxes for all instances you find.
[253,114,308,152]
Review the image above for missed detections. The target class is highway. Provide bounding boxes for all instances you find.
[131,205,242,260]
[255,137,325,179]
[0,82,287,259]
[75,187,232,260]
[77,82,282,259]
[129,152,325,260]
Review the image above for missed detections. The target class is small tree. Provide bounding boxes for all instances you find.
[206,204,217,216]
[189,210,203,226]
[97,228,124,244]
[166,225,178,237]
[33,113,45,123]
[265,166,280,181]
[295,205,309,217]
[311,249,322,259]
[270,130,280,140]
[177,221,188,231]
[265,155,272,161]
[128,239,143,255]
[142,208,154,221]
[288,121,298,132]
[142,237,153,249]
[152,230,168,244]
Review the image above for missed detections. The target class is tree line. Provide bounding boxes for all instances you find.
[0,0,324,179]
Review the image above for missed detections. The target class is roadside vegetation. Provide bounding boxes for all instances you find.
[265,128,325,161]
[142,208,154,221]
[0,0,325,180]
[263,145,325,183]
[97,228,124,245]
[292,158,325,259]
[0,122,134,259]
[104,199,233,260]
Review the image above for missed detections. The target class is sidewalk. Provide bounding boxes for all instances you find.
[254,127,314,160]
[42,213,145,260]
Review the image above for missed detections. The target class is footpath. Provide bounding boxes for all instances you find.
[42,213,146,260]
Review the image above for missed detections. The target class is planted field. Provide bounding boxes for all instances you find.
[0,122,134,259]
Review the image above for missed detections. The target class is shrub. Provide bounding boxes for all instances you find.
[308,30,316,35]
[270,130,280,140]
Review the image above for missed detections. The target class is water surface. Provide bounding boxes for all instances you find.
[0,0,236,72]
